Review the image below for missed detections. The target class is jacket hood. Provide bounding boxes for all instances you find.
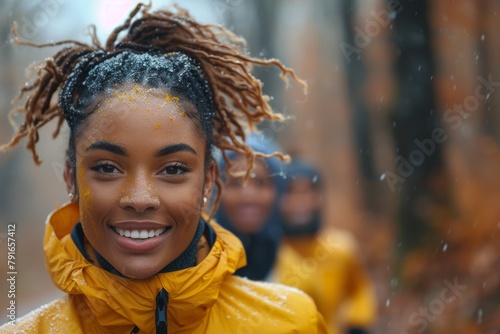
[44,202,246,333]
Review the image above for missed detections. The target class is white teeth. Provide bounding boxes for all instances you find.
[115,227,167,239]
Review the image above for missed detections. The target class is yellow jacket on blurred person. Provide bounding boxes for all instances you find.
[1,203,329,334]
[273,229,377,334]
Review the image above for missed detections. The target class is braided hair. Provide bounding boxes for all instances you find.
[1,3,306,214]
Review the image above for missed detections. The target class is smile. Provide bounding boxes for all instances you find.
[111,226,169,239]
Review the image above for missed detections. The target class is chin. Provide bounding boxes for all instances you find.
[110,258,166,279]
[124,271,155,280]
[119,266,160,279]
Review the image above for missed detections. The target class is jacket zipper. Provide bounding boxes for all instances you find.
[156,288,169,334]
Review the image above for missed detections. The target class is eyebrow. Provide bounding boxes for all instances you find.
[86,141,127,155]
[156,143,197,157]
[85,141,197,157]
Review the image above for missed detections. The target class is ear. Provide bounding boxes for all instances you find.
[64,161,78,202]
[203,160,217,203]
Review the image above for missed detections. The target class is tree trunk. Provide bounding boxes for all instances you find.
[390,0,444,258]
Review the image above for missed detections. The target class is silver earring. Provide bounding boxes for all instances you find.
[68,192,74,201]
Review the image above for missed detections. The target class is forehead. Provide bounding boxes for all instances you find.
[229,156,270,176]
[93,84,185,113]
[287,177,317,192]
[77,86,204,151]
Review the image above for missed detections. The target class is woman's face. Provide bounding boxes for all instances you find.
[220,157,277,234]
[67,86,214,279]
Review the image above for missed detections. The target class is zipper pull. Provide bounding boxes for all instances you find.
[156,288,169,334]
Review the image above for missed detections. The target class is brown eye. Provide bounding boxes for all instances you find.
[160,163,189,176]
[165,166,181,175]
[226,178,244,188]
[102,165,117,173]
[91,163,121,174]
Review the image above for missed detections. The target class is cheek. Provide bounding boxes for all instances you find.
[307,196,320,212]
[158,176,206,223]
[261,188,277,210]
[280,197,292,214]
[77,167,116,245]
[164,189,202,224]
[77,166,95,224]
[221,189,238,209]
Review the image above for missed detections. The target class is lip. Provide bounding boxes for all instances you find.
[109,221,172,253]
[111,221,169,230]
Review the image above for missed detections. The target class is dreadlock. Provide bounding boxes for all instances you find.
[0,3,307,214]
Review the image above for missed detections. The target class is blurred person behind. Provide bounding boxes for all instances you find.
[215,134,285,281]
[272,158,377,334]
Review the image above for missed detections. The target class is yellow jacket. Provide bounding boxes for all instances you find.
[1,203,329,334]
[272,229,376,334]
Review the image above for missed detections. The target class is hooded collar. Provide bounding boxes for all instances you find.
[44,202,246,333]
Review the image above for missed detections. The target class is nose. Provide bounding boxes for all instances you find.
[119,173,160,212]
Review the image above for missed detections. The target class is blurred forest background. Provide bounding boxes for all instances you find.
[0,0,499,333]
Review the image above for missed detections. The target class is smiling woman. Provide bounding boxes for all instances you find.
[0,3,328,334]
